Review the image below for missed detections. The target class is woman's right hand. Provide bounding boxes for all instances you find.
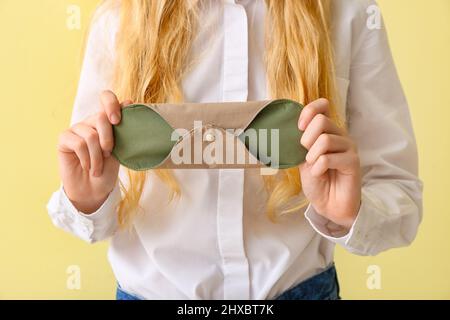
[57,90,132,214]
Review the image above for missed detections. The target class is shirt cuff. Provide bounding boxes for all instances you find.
[304,191,374,252]
[60,183,121,221]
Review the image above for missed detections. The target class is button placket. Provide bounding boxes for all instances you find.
[216,0,250,300]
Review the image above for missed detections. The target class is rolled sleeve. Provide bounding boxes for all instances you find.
[304,0,423,256]
[304,189,414,256]
[46,5,122,244]
[47,183,121,243]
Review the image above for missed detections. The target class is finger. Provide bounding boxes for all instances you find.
[306,134,352,164]
[310,151,359,177]
[300,114,345,150]
[298,98,330,131]
[100,90,122,125]
[85,112,114,158]
[58,130,90,171]
[71,124,104,177]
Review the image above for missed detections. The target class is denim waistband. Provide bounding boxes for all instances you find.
[116,263,340,300]
[273,263,340,300]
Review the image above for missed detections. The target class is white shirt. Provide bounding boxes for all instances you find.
[47,0,423,300]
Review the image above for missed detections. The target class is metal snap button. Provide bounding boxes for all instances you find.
[205,132,215,142]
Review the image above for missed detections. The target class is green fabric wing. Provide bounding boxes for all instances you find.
[112,105,177,171]
[238,99,307,169]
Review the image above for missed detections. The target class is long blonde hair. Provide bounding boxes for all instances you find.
[98,0,342,226]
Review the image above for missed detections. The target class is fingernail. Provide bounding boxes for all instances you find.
[111,113,120,124]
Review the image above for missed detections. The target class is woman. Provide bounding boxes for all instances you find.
[47,0,423,300]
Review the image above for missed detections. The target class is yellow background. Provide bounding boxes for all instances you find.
[0,0,449,299]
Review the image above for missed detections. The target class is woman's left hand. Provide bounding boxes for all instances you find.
[298,98,362,230]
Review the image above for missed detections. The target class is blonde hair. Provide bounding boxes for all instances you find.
[98,0,342,226]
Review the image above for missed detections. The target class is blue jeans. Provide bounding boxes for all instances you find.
[116,263,340,300]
